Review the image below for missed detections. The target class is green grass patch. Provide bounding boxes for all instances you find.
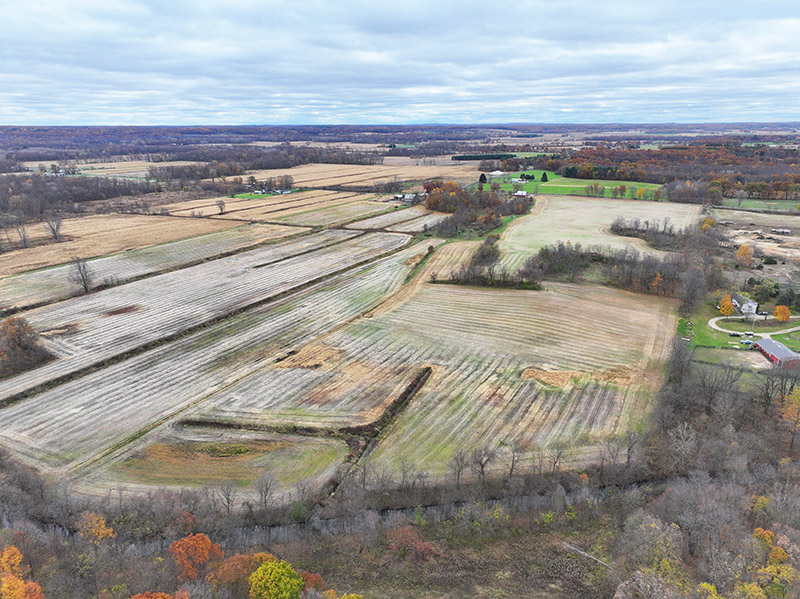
[484,170,664,199]
[681,299,748,348]
[773,331,800,351]
[715,318,796,333]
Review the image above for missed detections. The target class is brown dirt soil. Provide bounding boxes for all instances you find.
[0,214,241,276]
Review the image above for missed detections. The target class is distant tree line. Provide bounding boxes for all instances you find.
[452,153,516,161]
[0,174,160,220]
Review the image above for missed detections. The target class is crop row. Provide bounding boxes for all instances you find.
[345,206,430,230]
[0,223,303,312]
[0,240,439,477]
[387,213,449,233]
[163,189,343,215]
[277,197,392,227]
[0,230,408,403]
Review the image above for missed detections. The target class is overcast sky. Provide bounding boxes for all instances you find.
[1,0,799,125]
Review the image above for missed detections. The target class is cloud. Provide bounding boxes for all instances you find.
[1,0,799,124]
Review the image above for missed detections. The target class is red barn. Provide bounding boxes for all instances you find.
[752,338,800,368]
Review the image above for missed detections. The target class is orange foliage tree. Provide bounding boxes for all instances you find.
[77,512,115,546]
[720,294,735,316]
[737,245,754,266]
[169,534,223,582]
[206,553,276,597]
[775,305,792,323]
[0,546,43,599]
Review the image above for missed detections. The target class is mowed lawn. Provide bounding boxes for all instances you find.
[488,170,663,199]
[497,196,702,271]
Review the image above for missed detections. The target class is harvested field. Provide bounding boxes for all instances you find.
[0,231,409,404]
[345,206,431,230]
[386,212,449,233]
[277,200,391,227]
[0,223,304,311]
[352,282,676,476]
[0,240,438,479]
[498,196,702,270]
[0,214,238,276]
[20,160,202,179]
[170,191,393,223]
[161,189,340,215]
[234,162,478,188]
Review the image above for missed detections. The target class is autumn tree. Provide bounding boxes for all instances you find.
[169,533,223,582]
[248,560,304,599]
[216,199,226,214]
[737,244,754,267]
[775,305,791,323]
[720,294,735,316]
[783,389,800,450]
[77,512,115,546]
[0,546,43,599]
[206,553,275,598]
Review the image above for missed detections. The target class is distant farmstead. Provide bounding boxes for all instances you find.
[752,338,800,368]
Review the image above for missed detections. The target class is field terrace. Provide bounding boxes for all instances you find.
[0,230,409,404]
[0,240,440,490]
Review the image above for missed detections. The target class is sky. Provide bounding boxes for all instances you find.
[1,0,799,125]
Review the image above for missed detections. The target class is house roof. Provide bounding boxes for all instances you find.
[754,338,800,361]
[489,170,505,176]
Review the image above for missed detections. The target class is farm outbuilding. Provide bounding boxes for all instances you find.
[752,338,800,368]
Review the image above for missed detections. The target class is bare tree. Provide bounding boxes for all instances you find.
[69,256,93,294]
[216,480,238,515]
[215,199,226,214]
[15,222,29,248]
[470,446,497,484]
[44,213,63,242]
[449,448,469,488]
[255,473,276,511]
[501,439,523,478]
[668,422,697,471]
[547,441,570,474]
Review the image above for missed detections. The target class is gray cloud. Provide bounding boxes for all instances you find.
[1,0,799,124]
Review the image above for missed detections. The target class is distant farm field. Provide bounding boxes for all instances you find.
[21,159,202,179]
[0,214,239,276]
[0,223,304,311]
[235,162,479,188]
[498,196,702,270]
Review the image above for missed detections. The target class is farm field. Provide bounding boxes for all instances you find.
[161,189,344,215]
[0,230,410,404]
[0,240,439,488]
[170,191,392,222]
[345,206,431,230]
[0,223,303,312]
[498,195,702,270]
[234,162,479,188]
[275,200,392,227]
[0,214,239,276]
[386,212,449,233]
[19,159,201,179]
[364,282,676,477]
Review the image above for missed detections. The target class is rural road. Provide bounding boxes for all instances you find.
[707,315,800,339]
